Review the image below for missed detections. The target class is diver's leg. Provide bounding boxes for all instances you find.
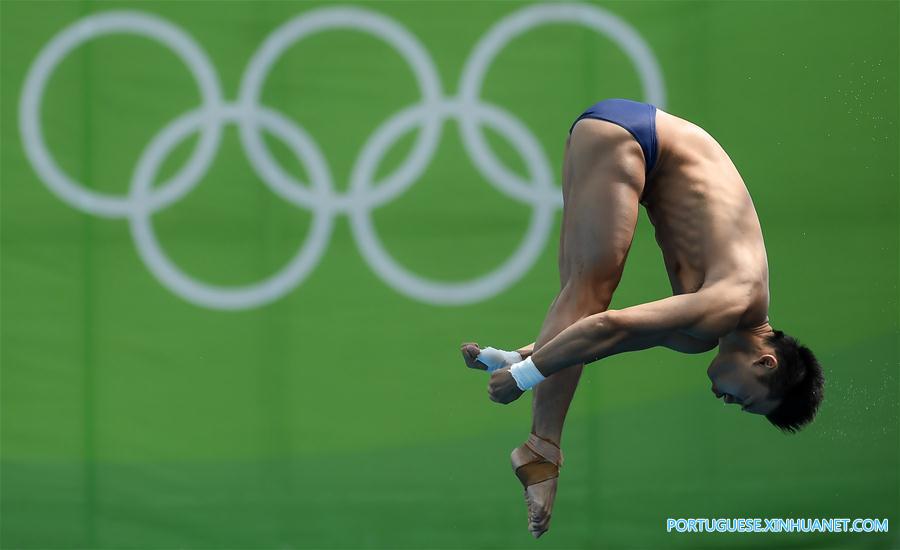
[520,118,645,537]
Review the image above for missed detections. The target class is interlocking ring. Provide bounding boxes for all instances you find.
[19,3,665,309]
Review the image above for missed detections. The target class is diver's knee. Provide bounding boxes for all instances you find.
[557,279,612,314]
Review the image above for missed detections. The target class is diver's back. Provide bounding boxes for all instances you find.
[644,108,769,290]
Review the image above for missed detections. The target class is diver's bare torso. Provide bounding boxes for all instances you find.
[641,108,771,335]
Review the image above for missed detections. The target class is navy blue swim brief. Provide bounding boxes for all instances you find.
[569,98,659,177]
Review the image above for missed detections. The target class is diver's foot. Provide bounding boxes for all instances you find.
[524,477,558,537]
[511,433,563,538]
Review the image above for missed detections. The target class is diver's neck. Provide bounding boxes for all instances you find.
[718,321,774,351]
[747,320,774,337]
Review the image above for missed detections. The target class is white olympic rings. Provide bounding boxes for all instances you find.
[19,3,665,309]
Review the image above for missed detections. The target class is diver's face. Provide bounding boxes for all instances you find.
[707,349,780,415]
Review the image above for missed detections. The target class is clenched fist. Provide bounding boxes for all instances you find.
[488,367,525,404]
[460,342,487,370]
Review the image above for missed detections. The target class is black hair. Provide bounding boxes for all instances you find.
[763,330,824,433]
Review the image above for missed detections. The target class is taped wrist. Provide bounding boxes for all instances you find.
[509,356,546,391]
[476,347,523,372]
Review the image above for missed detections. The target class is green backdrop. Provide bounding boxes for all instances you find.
[1,1,897,548]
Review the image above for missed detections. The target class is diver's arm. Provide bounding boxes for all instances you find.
[515,342,535,358]
[531,287,739,376]
[662,332,718,354]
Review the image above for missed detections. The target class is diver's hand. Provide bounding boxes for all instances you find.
[461,343,523,372]
[461,343,488,370]
[488,367,525,404]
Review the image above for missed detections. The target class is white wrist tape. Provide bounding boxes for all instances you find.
[509,356,546,391]
[476,347,523,372]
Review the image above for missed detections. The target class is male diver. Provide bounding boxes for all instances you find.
[460,99,824,538]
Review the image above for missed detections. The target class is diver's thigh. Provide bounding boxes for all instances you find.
[560,120,644,293]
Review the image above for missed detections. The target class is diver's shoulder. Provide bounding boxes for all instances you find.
[699,277,763,314]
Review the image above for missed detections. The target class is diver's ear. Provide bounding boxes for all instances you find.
[757,354,777,369]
